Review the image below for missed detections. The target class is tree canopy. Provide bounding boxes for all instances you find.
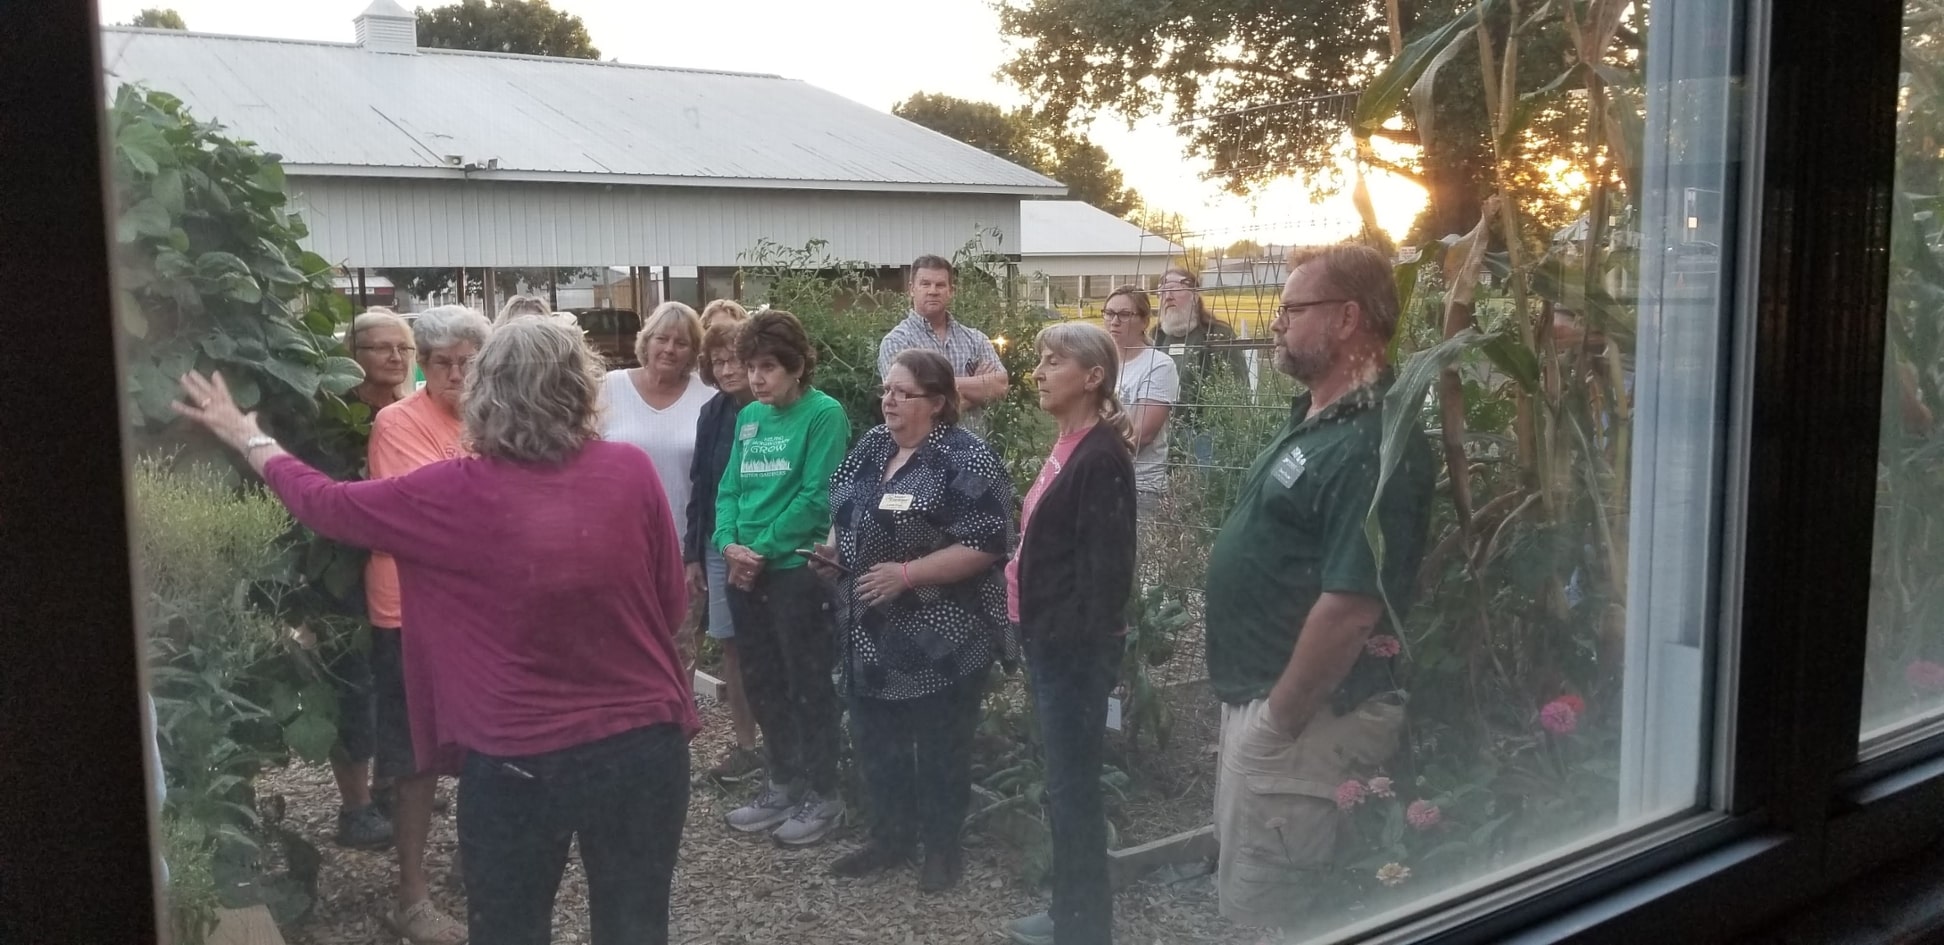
[893,92,1143,218]
[994,0,1596,240]
[415,0,600,59]
[129,7,186,29]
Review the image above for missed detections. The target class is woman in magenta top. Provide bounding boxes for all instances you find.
[174,317,697,945]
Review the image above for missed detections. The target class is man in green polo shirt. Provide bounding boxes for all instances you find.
[1203,243,1437,931]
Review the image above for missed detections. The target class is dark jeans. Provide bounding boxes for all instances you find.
[729,564,841,793]
[458,724,690,945]
[1026,631,1123,945]
[850,666,988,853]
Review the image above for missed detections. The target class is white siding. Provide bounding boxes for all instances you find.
[1018,253,1174,279]
[289,177,1022,268]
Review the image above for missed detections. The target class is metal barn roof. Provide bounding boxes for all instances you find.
[97,25,1064,196]
[1018,200,1183,258]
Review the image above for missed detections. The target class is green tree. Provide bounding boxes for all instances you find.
[892,92,1033,163]
[893,92,1142,218]
[415,0,600,58]
[995,0,1597,240]
[1037,129,1141,218]
[1225,239,1265,258]
[129,7,186,28]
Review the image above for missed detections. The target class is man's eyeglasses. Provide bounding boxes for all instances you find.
[880,386,935,404]
[356,343,415,358]
[1275,299,1352,320]
[1157,282,1197,292]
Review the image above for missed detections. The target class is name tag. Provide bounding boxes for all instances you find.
[1168,344,1187,357]
[739,423,758,441]
[1272,446,1308,488]
[879,493,915,511]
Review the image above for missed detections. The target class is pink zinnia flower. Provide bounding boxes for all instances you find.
[1406,799,1441,829]
[1540,699,1579,735]
[1557,693,1586,715]
[1376,862,1411,887]
[1364,634,1402,658]
[1366,776,1395,798]
[1907,660,1944,693]
[1335,779,1366,810]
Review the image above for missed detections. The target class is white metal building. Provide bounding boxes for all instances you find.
[97,1,1063,303]
[1016,200,1183,307]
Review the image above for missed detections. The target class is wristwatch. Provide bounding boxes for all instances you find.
[244,434,278,453]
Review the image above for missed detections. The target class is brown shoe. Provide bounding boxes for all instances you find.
[830,840,912,878]
[708,745,765,781]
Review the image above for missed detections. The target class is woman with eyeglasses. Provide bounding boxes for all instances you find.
[1100,286,1180,517]
[685,319,763,781]
[362,304,490,944]
[809,348,1017,892]
[350,308,416,412]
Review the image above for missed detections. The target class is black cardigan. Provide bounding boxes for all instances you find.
[1015,422,1138,642]
[683,390,743,564]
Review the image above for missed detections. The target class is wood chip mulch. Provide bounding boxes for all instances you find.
[261,698,1264,945]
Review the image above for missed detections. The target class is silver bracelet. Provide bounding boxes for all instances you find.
[243,434,278,453]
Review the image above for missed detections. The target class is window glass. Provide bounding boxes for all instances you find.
[1863,0,1944,743]
[102,0,1734,941]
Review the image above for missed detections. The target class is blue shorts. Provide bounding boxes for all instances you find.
[705,548,736,640]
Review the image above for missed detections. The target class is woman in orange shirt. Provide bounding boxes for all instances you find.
[364,304,490,945]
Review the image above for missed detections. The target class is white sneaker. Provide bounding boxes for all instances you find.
[770,789,845,846]
[726,780,800,833]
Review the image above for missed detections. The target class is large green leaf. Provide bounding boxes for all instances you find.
[195,251,252,279]
[117,198,173,243]
[281,710,335,763]
[1480,331,1541,392]
[318,356,365,396]
[1408,22,1479,153]
[115,118,169,176]
[151,168,186,215]
[258,356,321,397]
[1365,328,1505,611]
[251,162,286,194]
[1354,0,1507,137]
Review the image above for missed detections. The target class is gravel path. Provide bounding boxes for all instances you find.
[262,698,1263,945]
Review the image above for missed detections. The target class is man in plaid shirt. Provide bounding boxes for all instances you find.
[877,255,1009,434]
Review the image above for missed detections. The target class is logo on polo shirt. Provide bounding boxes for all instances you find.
[1272,446,1308,488]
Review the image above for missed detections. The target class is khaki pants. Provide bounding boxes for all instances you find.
[1214,693,1406,930]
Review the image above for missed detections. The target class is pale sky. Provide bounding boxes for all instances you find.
[96,0,1425,246]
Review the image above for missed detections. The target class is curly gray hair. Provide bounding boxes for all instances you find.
[463,316,604,464]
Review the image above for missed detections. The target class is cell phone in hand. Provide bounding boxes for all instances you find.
[794,547,850,577]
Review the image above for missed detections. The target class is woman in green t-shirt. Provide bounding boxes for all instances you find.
[712,309,852,847]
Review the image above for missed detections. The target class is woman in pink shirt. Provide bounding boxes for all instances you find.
[174,317,697,945]
[1003,323,1137,945]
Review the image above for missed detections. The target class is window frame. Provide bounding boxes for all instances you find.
[2,0,1939,941]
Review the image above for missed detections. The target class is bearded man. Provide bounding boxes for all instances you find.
[1202,243,1437,934]
[1153,267,1249,404]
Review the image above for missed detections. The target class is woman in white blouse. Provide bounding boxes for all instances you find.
[602,301,717,663]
